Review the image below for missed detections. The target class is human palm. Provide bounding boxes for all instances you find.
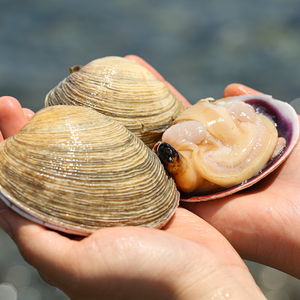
[127,54,300,278]
[126,55,300,278]
[182,84,300,279]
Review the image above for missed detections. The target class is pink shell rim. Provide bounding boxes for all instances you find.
[179,94,300,202]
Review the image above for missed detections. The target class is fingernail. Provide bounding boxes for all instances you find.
[0,213,12,237]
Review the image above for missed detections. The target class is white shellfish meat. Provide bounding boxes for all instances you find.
[156,94,299,201]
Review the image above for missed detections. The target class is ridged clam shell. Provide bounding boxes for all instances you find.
[0,105,179,235]
[44,56,186,148]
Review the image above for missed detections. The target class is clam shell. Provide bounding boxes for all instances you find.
[44,56,186,148]
[0,105,179,235]
[171,94,299,201]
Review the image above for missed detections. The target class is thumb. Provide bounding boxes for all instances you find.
[0,96,29,139]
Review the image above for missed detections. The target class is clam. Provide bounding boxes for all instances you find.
[156,94,299,201]
[0,105,179,235]
[44,56,186,148]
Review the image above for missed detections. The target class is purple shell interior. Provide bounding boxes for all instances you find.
[249,99,293,145]
[180,94,299,202]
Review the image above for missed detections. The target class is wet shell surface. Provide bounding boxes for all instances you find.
[156,94,299,201]
[44,56,186,148]
[0,105,179,235]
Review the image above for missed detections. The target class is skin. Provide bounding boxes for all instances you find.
[0,55,296,299]
[183,84,300,279]
[127,55,300,279]
[0,96,34,141]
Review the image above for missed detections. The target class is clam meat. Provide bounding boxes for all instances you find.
[0,105,179,235]
[44,56,186,148]
[156,94,299,201]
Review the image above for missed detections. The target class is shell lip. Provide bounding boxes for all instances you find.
[179,94,300,202]
[0,105,180,234]
[0,185,90,236]
[179,148,286,202]
[0,183,180,235]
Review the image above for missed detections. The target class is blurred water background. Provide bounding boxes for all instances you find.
[1,0,300,299]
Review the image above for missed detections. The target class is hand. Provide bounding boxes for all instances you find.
[126,55,300,279]
[0,206,266,300]
[184,83,300,279]
[0,94,265,298]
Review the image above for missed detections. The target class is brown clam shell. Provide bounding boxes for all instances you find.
[44,56,185,148]
[0,105,179,235]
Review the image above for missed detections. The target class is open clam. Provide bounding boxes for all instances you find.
[0,105,179,235]
[156,94,299,201]
[44,56,185,148]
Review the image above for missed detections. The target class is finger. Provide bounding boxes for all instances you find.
[0,201,11,236]
[125,55,191,108]
[0,206,74,285]
[22,108,35,121]
[0,96,28,139]
[163,207,243,265]
[223,83,263,97]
